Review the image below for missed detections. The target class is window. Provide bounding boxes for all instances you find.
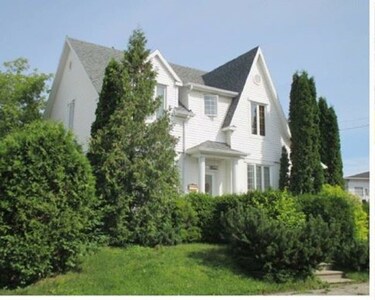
[204,95,218,116]
[247,164,271,191]
[251,102,266,136]
[354,187,364,197]
[67,100,75,129]
[156,84,166,118]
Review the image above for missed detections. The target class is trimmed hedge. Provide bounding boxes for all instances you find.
[186,191,305,243]
[0,121,100,288]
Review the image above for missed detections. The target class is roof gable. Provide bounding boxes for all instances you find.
[67,37,123,93]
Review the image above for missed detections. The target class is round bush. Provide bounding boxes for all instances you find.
[0,121,100,288]
[222,204,331,282]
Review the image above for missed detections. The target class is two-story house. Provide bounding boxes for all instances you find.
[45,37,291,196]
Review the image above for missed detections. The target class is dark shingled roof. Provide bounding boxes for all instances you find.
[169,63,207,85]
[67,37,258,128]
[203,47,258,93]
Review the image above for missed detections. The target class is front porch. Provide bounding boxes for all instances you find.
[183,141,247,196]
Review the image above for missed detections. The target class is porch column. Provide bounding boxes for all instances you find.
[232,159,239,194]
[198,156,206,193]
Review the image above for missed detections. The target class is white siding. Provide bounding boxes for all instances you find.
[184,90,231,149]
[230,57,289,193]
[346,179,370,202]
[50,48,98,151]
[153,56,179,109]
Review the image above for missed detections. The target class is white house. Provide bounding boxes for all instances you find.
[45,37,291,196]
[345,171,370,202]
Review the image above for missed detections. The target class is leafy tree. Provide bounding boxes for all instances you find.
[318,97,344,187]
[289,71,323,194]
[0,58,51,138]
[89,29,180,246]
[279,146,290,190]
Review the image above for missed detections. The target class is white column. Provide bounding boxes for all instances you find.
[198,156,206,193]
[232,159,239,194]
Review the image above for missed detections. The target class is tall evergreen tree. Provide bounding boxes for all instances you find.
[279,146,290,190]
[89,29,180,246]
[88,59,122,167]
[90,59,123,137]
[289,71,323,194]
[318,97,344,187]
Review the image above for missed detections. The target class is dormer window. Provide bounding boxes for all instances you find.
[251,102,265,136]
[204,95,218,117]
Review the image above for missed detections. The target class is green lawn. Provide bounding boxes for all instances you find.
[1,243,329,295]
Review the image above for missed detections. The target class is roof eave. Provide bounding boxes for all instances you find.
[185,82,238,97]
[187,146,247,158]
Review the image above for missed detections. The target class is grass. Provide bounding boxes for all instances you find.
[1,243,329,295]
[345,271,369,283]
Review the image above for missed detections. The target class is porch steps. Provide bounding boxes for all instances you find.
[314,263,353,284]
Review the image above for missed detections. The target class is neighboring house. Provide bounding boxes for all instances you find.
[45,37,291,195]
[345,171,370,202]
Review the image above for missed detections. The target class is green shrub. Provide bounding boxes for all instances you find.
[0,121,100,288]
[241,191,305,229]
[170,197,201,243]
[185,193,218,243]
[186,191,305,244]
[222,204,330,282]
[297,185,369,270]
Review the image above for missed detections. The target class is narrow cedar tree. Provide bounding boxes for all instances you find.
[279,146,290,190]
[89,29,180,247]
[318,97,344,187]
[90,59,123,137]
[88,59,122,167]
[289,71,323,194]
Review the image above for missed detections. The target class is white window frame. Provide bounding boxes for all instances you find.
[156,84,167,118]
[247,164,271,191]
[67,99,75,130]
[250,101,266,136]
[204,94,218,117]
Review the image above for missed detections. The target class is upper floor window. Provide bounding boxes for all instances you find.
[67,99,75,129]
[156,84,166,118]
[247,164,271,191]
[251,102,265,136]
[204,95,218,117]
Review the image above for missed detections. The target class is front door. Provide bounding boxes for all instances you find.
[205,173,214,195]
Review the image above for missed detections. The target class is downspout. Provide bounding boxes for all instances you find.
[182,119,186,193]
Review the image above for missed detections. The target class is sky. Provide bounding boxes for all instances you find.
[0,0,369,176]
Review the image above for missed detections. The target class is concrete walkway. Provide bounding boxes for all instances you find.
[273,282,369,295]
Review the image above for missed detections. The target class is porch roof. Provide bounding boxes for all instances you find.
[186,141,247,158]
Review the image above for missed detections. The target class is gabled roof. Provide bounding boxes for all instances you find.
[345,171,369,180]
[63,38,261,129]
[67,37,123,93]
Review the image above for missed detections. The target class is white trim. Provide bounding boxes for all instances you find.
[185,82,239,97]
[204,94,218,117]
[148,50,183,86]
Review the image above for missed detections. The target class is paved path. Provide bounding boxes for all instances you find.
[273,282,369,295]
